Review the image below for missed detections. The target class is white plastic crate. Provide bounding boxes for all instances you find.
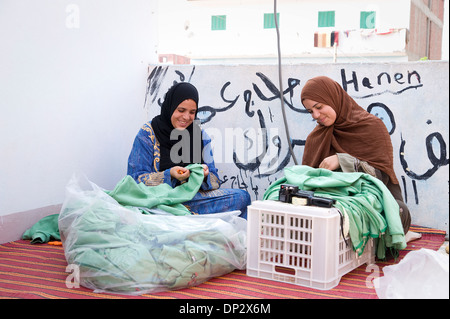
[246,200,376,290]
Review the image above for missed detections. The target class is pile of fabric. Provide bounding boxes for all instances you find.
[57,164,247,295]
[263,165,406,259]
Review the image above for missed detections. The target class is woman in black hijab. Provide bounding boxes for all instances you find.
[151,82,205,181]
[127,82,251,218]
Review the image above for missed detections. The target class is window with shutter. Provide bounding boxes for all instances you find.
[264,13,279,29]
[318,11,335,28]
[360,11,376,29]
[211,15,226,30]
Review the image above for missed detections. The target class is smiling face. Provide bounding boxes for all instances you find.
[170,99,197,129]
[302,99,337,127]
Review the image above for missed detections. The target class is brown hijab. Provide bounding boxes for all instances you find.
[301,76,399,184]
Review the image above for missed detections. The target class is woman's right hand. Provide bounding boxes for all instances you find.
[170,166,190,182]
[319,154,340,171]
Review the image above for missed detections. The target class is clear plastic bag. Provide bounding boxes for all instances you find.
[374,248,449,299]
[58,173,247,295]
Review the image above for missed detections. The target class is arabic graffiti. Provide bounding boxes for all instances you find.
[400,132,449,180]
[144,65,449,206]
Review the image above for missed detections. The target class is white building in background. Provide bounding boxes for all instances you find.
[157,0,447,64]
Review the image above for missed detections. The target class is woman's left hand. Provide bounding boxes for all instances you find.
[170,166,190,182]
[202,164,209,177]
[319,155,340,171]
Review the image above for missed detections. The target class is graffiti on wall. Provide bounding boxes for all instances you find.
[144,65,449,208]
[340,68,449,205]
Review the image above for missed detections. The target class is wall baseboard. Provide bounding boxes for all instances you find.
[0,204,62,244]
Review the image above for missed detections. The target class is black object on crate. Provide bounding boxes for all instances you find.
[278,184,335,208]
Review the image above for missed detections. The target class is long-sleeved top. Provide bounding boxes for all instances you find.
[127,121,220,190]
[127,121,251,218]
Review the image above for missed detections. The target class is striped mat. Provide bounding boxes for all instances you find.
[0,225,446,300]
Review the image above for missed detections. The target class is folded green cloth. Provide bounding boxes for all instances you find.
[106,163,205,216]
[22,214,60,244]
[263,165,406,259]
[23,164,206,244]
[57,164,246,294]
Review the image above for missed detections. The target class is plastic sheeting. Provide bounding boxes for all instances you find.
[58,174,247,295]
[374,248,449,299]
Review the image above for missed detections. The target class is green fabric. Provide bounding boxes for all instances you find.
[22,214,60,244]
[263,165,406,259]
[22,164,205,244]
[61,198,246,294]
[57,165,246,294]
[106,163,205,216]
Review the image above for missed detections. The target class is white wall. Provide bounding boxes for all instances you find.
[144,62,449,235]
[0,0,158,216]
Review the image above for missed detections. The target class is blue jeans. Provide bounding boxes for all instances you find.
[183,188,251,219]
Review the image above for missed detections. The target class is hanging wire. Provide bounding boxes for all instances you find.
[274,0,298,165]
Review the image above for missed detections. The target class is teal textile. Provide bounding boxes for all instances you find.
[22,164,205,243]
[263,165,406,259]
[107,164,205,216]
[22,214,60,243]
[58,169,247,294]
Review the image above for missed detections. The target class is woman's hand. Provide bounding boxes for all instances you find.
[170,166,190,182]
[319,155,340,171]
[201,164,209,177]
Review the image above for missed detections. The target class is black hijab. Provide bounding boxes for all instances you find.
[151,82,204,171]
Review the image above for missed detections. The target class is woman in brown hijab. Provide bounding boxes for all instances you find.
[300,76,412,236]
